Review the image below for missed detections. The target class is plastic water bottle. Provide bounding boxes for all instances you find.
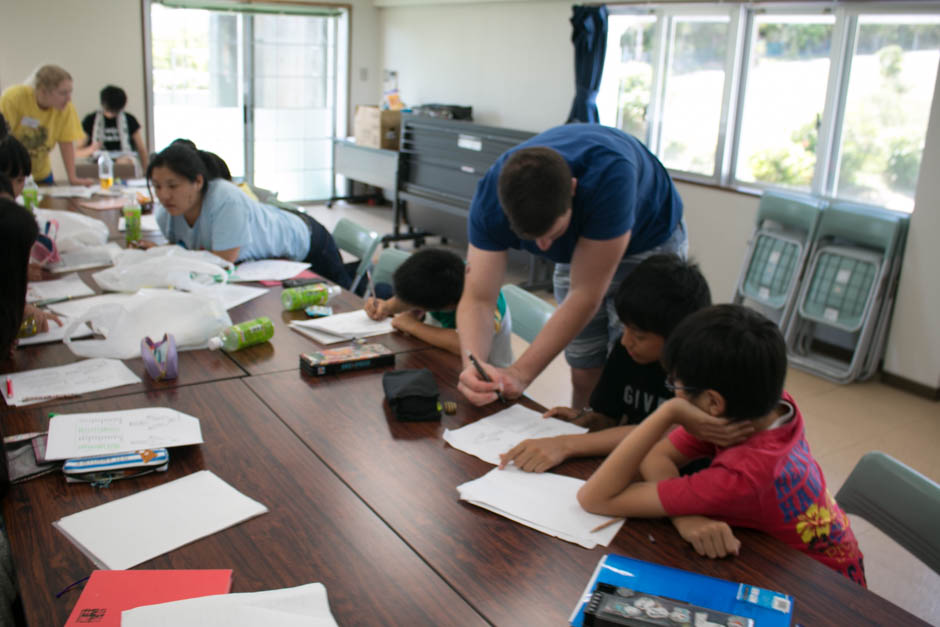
[21,175,39,212]
[98,152,114,190]
[281,284,341,311]
[207,317,275,352]
[123,203,142,245]
[17,315,39,338]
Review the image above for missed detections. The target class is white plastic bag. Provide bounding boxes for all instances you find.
[92,245,233,293]
[63,291,233,360]
[33,208,109,253]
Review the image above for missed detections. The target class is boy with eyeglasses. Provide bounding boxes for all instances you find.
[577,304,866,586]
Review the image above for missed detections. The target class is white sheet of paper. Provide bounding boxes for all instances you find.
[1,358,141,407]
[457,466,623,549]
[46,292,138,319]
[44,407,204,461]
[443,405,587,465]
[118,214,160,232]
[44,185,97,198]
[16,315,93,346]
[122,583,338,627]
[48,242,121,273]
[53,470,268,570]
[229,260,310,282]
[193,283,269,310]
[289,310,393,345]
[26,274,95,303]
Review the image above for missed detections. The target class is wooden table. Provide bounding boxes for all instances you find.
[2,380,486,626]
[246,349,928,627]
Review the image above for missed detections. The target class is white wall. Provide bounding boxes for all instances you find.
[378,1,940,390]
[0,0,382,176]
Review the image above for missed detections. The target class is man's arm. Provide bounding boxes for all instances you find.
[511,232,630,387]
[456,244,507,405]
[59,142,94,185]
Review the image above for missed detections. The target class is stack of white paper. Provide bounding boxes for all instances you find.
[26,273,95,303]
[443,405,587,465]
[16,315,93,346]
[53,470,268,570]
[122,582,338,627]
[457,466,623,549]
[289,310,394,345]
[191,283,268,310]
[44,185,98,198]
[43,407,204,460]
[229,260,311,282]
[1,358,141,406]
[48,242,122,273]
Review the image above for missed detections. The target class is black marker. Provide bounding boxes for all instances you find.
[467,352,506,404]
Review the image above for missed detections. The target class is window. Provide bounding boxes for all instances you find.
[600,4,940,212]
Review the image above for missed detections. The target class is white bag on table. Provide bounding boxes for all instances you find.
[63,291,232,360]
[33,208,109,253]
[92,245,234,293]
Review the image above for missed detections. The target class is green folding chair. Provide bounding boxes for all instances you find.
[734,190,825,328]
[501,284,555,344]
[785,202,908,383]
[331,218,381,295]
[836,452,940,575]
[371,247,411,288]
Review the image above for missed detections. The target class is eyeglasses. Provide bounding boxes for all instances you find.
[664,376,700,395]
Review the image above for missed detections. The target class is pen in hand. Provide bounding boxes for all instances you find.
[467,352,506,404]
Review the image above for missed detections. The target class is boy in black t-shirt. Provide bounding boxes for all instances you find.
[498,254,715,473]
[78,85,148,171]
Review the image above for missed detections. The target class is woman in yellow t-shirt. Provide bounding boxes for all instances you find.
[0,65,93,185]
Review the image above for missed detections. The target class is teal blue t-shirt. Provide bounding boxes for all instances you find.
[428,290,508,330]
[155,179,310,262]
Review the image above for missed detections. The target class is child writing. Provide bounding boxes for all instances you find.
[577,304,866,586]
[499,254,715,472]
[364,248,512,367]
[139,143,351,287]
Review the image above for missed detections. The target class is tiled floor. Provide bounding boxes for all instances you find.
[305,200,940,625]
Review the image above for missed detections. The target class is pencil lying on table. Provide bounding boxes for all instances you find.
[590,516,625,533]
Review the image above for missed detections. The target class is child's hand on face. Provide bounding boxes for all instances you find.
[364,297,391,320]
[671,398,754,447]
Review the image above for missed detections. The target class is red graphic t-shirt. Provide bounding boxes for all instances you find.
[657,392,866,587]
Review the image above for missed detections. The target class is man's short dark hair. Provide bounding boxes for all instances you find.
[614,254,711,338]
[100,85,127,112]
[662,304,787,421]
[497,146,572,238]
[393,248,465,310]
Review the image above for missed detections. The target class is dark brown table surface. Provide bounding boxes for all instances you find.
[246,348,928,627]
[1,380,486,626]
[221,285,431,375]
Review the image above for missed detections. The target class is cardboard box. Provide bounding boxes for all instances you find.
[354,106,401,150]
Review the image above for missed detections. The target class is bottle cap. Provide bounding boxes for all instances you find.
[207,336,222,351]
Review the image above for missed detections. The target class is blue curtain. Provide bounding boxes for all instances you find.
[566,5,608,124]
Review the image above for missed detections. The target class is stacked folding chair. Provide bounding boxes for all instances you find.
[733,190,826,329]
[784,201,909,383]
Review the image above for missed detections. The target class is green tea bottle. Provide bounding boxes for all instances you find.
[208,316,275,351]
[281,284,341,311]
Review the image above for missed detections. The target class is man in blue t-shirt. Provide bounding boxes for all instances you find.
[457,124,687,408]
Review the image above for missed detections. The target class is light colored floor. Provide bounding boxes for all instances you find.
[306,200,940,625]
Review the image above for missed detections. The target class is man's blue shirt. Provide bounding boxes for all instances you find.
[468,124,682,263]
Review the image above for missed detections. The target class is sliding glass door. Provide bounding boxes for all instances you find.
[149,2,348,201]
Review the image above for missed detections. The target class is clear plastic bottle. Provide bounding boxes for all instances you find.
[17,315,39,339]
[21,175,39,212]
[98,152,114,190]
[207,316,275,351]
[281,284,341,311]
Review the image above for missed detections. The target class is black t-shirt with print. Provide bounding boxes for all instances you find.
[81,112,141,152]
[589,342,671,425]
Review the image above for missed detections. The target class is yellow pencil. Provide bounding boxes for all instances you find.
[590,517,624,533]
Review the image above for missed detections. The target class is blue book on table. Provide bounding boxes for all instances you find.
[569,553,793,627]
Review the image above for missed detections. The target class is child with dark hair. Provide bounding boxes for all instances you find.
[499,254,714,472]
[0,112,32,197]
[578,304,867,587]
[1,198,40,356]
[364,248,512,366]
[79,84,149,170]
[139,143,350,287]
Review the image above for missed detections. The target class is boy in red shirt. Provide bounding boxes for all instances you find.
[578,304,866,586]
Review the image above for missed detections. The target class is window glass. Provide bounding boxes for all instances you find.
[659,15,730,175]
[835,15,940,211]
[598,15,656,140]
[736,14,835,190]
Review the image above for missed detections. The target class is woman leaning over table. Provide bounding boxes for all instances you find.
[0,198,41,627]
[0,64,95,186]
[139,143,352,288]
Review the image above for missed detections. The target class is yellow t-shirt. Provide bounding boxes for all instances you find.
[0,84,84,180]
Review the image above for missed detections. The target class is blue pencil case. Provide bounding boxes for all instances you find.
[63,449,169,484]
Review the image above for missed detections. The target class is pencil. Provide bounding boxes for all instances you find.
[590,516,624,533]
[366,270,376,300]
[34,295,71,307]
[467,352,506,404]
[5,377,12,398]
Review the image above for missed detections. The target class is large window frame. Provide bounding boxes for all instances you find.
[603,1,940,211]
